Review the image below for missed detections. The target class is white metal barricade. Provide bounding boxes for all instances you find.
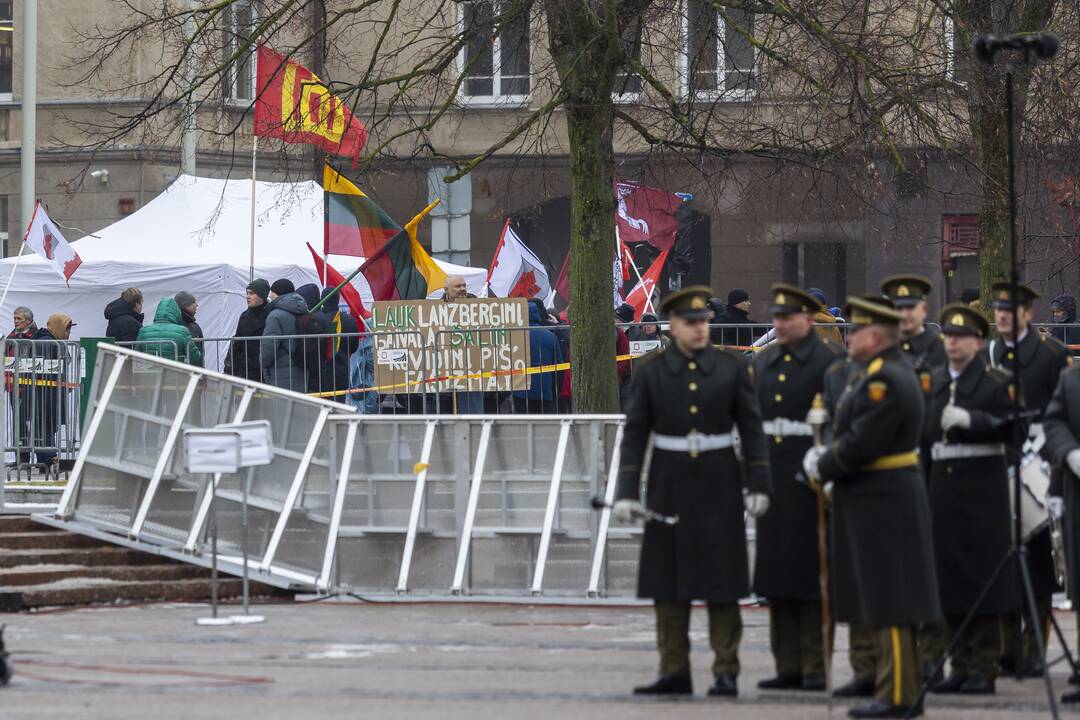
[34,344,642,598]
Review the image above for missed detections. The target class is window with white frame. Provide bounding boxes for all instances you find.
[683,0,754,98]
[613,24,643,101]
[223,0,256,102]
[0,1,12,100]
[944,14,971,84]
[461,0,530,102]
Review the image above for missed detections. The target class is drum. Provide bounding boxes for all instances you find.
[1012,454,1050,541]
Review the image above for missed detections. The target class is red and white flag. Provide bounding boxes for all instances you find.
[487,221,552,301]
[614,180,684,250]
[24,202,82,285]
[625,249,669,320]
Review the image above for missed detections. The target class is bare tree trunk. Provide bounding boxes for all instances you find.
[566,101,619,413]
[545,0,622,413]
[959,0,1056,304]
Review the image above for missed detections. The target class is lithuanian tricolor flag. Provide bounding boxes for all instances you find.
[360,200,446,300]
[324,164,401,257]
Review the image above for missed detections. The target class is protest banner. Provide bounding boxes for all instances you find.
[372,298,531,393]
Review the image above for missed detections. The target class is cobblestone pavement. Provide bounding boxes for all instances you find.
[1,600,1077,719]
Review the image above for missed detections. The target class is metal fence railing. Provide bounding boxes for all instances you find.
[35,343,640,597]
[1,339,84,482]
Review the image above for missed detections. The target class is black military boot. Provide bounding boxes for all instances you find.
[0,625,11,686]
[1063,688,1080,704]
[757,672,802,690]
[833,678,875,697]
[929,672,967,694]
[707,673,737,696]
[958,677,995,695]
[633,674,692,696]
[801,673,826,691]
[847,700,923,718]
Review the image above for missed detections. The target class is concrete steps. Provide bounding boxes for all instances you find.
[0,516,286,611]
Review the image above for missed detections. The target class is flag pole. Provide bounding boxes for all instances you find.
[617,226,655,315]
[322,162,329,287]
[249,134,257,282]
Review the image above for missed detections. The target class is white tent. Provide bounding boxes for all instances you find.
[0,175,487,357]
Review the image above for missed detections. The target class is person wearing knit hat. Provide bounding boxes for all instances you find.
[1049,293,1079,346]
[247,278,270,302]
[173,291,203,366]
[224,278,272,381]
[716,288,757,348]
[270,278,295,299]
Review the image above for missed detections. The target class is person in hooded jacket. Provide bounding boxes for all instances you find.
[28,313,75,468]
[512,299,562,413]
[260,279,309,392]
[136,298,203,365]
[104,288,144,343]
[224,279,271,381]
[293,283,330,393]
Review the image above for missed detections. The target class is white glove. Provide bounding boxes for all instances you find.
[744,492,770,518]
[803,446,826,480]
[1048,496,1065,520]
[612,499,643,524]
[1068,448,1080,477]
[940,404,972,431]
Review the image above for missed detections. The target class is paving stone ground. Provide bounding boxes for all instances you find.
[1,600,1078,719]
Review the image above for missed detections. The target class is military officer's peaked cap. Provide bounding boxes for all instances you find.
[844,295,902,326]
[880,274,933,307]
[769,283,823,316]
[990,280,1040,310]
[660,285,714,320]
[939,303,990,338]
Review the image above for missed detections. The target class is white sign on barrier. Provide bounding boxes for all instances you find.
[629,340,661,356]
[217,420,273,467]
[183,430,242,475]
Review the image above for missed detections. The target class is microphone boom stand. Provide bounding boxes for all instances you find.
[907,34,1077,719]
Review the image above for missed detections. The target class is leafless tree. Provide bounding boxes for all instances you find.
[65,0,1078,410]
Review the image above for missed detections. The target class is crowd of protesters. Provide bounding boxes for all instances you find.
[6,282,1080,426]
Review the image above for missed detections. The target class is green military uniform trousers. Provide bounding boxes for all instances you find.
[768,597,830,676]
[916,620,947,673]
[655,602,742,676]
[1001,598,1053,666]
[849,623,877,683]
[872,625,921,706]
[946,613,1004,680]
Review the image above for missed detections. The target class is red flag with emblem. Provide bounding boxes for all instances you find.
[254,46,368,164]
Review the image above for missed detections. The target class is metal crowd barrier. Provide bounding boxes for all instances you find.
[1,339,84,482]
[34,343,644,597]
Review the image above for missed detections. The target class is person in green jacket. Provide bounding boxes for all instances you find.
[135,297,203,365]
